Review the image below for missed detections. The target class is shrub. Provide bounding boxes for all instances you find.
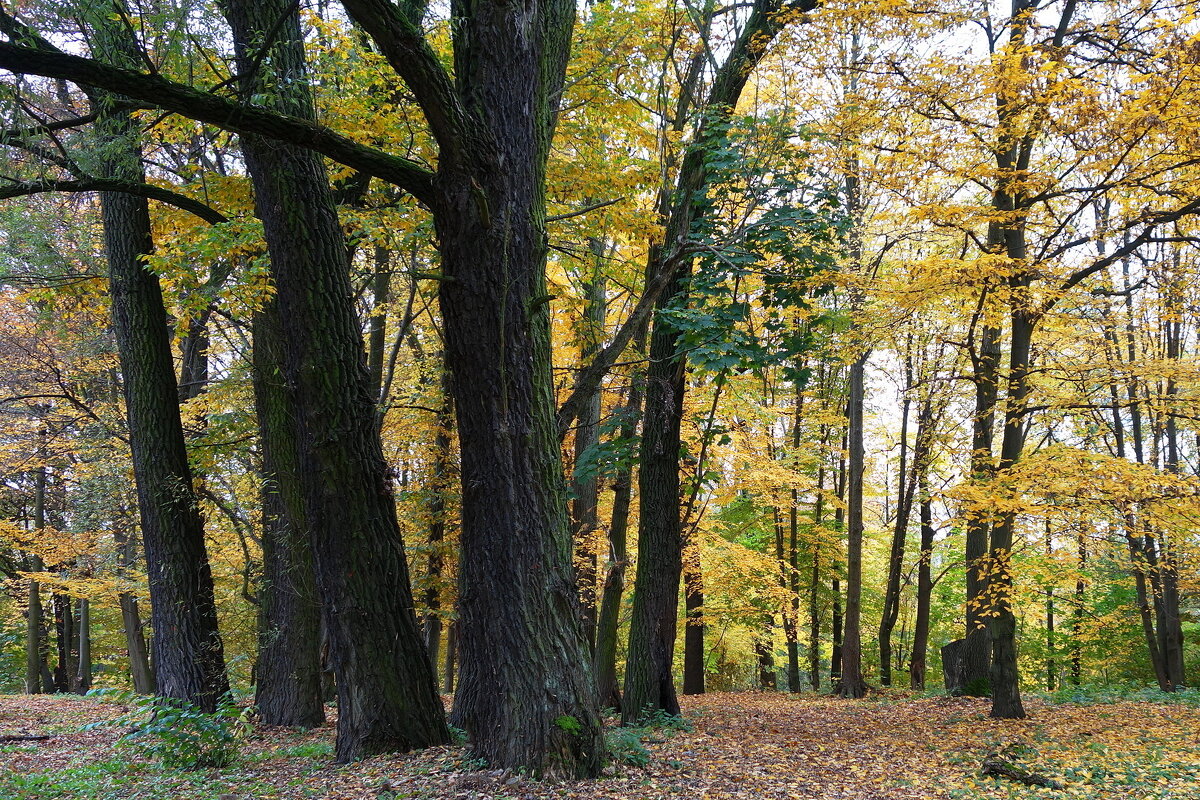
[86,689,249,769]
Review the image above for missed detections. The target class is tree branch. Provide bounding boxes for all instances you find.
[0,41,438,204]
[0,177,228,224]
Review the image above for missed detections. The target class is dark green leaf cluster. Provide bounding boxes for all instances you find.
[85,688,248,769]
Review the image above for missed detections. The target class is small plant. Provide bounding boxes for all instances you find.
[604,726,650,768]
[553,714,583,735]
[633,705,693,732]
[86,689,249,769]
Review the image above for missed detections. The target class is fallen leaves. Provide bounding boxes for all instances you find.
[1,691,1199,799]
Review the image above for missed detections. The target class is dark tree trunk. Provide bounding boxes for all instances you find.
[987,305,1032,720]
[838,352,868,699]
[962,321,1000,696]
[593,377,642,713]
[1045,522,1056,692]
[422,378,454,670]
[91,10,228,711]
[909,488,934,691]
[756,622,777,690]
[443,621,456,695]
[25,453,47,694]
[224,0,446,758]
[75,599,91,694]
[367,246,391,399]
[624,247,686,722]
[119,592,154,694]
[571,261,606,652]
[682,539,705,696]
[53,593,76,693]
[426,2,603,773]
[879,362,913,688]
[252,302,325,728]
[1071,531,1085,686]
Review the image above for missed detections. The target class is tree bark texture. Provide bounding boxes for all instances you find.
[92,20,229,707]
[224,0,447,758]
[252,302,325,728]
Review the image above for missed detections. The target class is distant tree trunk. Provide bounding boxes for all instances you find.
[253,302,325,728]
[53,593,76,693]
[1045,521,1056,692]
[809,434,829,691]
[756,620,777,690]
[831,427,847,685]
[114,526,154,695]
[423,378,454,669]
[443,622,456,695]
[91,10,228,710]
[682,537,705,696]
[879,358,913,687]
[224,0,447,759]
[838,352,868,699]
[75,599,91,694]
[1071,531,1085,686]
[571,257,606,652]
[778,504,800,693]
[367,246,390,398]
[909,484,934,691]
[25,556,45,694]
[25,450,47,694]
[594,375,642,712]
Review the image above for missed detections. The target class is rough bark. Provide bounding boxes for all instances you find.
[252,302,325,728]
[92,11,229,708]
[224,0,447,759]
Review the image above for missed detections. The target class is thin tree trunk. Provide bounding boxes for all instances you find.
[838,352,868,699]
[879,355,913,687]
[75,599,91,694]
[25,447,47,694]
[1045,522,1055,692]
[593,373,642,713]
[571,256,606,652]
[909,487,934,691]
[423,376,454,670]
[682,539,705,695]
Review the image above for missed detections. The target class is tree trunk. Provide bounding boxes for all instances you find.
[987,306,1032,720]
[224,0,447,758]
[53,593,76,693]
[593,375,642,713]
[24,452,47,694]
[91,9,228,710]
[909,487,934,691]
[879,362,913,688]
[423,378,454,671]
[74,599,91,694]
[571,260,606,652]
[252,302,325,728]
[682,537,705,696]
[838,352,868,699]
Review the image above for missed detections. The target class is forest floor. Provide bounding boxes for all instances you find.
[0,690,1198,799]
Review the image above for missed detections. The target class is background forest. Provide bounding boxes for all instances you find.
[0,0,1197,780]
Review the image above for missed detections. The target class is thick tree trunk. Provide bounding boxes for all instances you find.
[91,10,228,711]
[433,1,604,774]
[224,0,447,758]
[252,302,325,728]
